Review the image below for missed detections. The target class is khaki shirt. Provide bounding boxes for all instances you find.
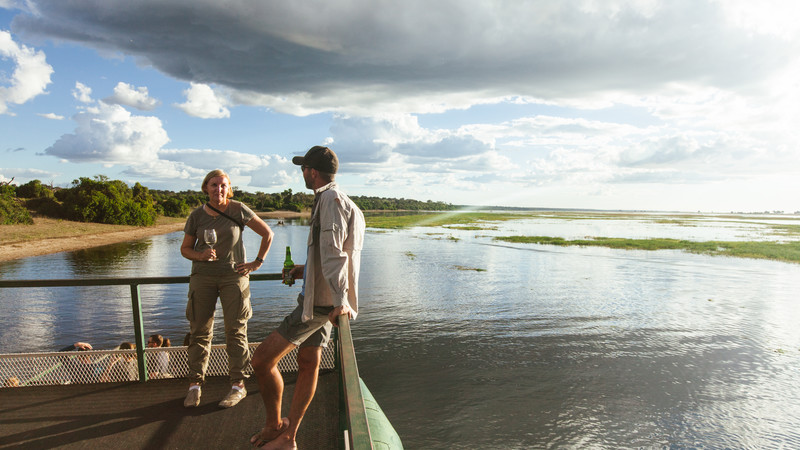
[184,201,255,276]
[301,182,365,322]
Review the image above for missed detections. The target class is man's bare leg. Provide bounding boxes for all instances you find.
[250,331,296,446]
[258,346,323,450]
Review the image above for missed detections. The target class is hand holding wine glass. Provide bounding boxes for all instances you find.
[204,229,218,261]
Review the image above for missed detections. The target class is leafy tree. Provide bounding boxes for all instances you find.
[159,197,192,217]
[55,176,157,226]
[16,180,54,199]
[1,173,458,225]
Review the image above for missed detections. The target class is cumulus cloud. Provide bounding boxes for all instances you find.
[157,148,294,188]
[38,79,296,191]
[121,158,203,185]
[0,29,53,115]
[104,82,160,110]
[175,83,230,118]
[45,102,169,164]
[37,112,63,120]
[72,82,92,103]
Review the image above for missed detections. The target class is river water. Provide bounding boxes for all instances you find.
[2,213,800,448]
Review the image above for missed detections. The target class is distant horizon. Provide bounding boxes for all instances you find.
[11,174,799,217]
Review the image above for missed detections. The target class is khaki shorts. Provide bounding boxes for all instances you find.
[277,294,334,348]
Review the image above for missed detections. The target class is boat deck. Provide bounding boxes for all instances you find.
[0,372,339,449]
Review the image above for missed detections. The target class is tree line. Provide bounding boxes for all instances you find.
[0,176,457,226]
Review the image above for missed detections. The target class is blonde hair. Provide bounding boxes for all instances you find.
[201,169,233,198]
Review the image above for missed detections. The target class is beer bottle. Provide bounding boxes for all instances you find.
[283,246,294,286]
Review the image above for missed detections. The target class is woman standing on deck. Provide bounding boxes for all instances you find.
[180,169,274,408]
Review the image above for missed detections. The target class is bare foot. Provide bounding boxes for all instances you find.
[250,417,289,447]
[258,434,297,450]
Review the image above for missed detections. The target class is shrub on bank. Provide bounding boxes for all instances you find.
[0,194,33,225]
[16,180,54,199]
[56,176,158,226]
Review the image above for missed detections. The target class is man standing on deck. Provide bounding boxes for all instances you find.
[250,146,365,449]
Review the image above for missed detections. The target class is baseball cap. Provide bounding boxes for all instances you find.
[292,146,338,174]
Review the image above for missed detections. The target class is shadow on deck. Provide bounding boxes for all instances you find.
[0,372,339,449]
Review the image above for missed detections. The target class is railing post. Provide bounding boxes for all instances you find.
[337,317,373,449]
[130,283,148,383]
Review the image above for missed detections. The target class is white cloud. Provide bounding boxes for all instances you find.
[716,0,800,40]
[72,82,92,103]
[45,101,169,164]
[156,148,295,188]
[0,29,53,115]
[37,112,63,120]
[175,83,230,118]
[104,82,160,110]
[121,159,203,183]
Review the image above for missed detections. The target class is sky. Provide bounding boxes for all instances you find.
[1,1,799,213]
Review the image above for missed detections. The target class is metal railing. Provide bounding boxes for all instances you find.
[0,343,335,386]
[0,274,374,449]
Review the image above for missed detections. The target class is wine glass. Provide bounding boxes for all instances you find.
[204,229,217,260]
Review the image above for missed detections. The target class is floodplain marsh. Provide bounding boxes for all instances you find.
[366,210,800,264]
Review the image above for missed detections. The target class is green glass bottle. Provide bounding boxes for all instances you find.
[282,246,294,286]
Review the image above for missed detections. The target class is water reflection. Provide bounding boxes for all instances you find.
[1,220,800,448]
[66,241,153,275]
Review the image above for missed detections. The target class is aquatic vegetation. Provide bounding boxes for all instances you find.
[770,224,800,236]
[453,265,486,272]
[444,225,495,231]
[493,236,800,264]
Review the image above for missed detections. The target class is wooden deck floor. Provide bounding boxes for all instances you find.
[0,372,339,449]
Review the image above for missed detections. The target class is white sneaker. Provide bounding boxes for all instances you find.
[218,386,247,408]
[184,386,201,407]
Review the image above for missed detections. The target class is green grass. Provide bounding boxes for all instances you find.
[494,236,800,264]
[365,212,525,229]
[444,225,495,231]
[770,224,800,236]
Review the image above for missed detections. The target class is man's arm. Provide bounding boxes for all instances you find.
[318,195,353,319]
[328,304,354,326]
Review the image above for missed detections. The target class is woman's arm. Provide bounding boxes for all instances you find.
[180,233,213,261]
[235,216,274,275]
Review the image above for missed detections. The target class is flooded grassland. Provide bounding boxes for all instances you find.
[366,210,800,264]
